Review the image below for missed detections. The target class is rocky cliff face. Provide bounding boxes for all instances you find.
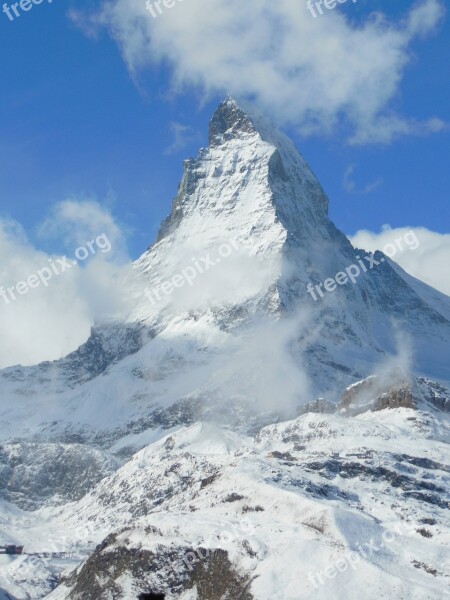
[340,373,450,415]
[58,532,254,600]
[0,442,118,510]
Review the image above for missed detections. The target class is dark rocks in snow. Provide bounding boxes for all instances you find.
[341,374,450,416]
[267,450,296,461]
[62,530,255,600]
[304,457,449,509]
[374,387,415,411]
[60,323,149,386]
[242,505,265,513]
[412,560,438,576]
[223,493,245,503]
[200,474,219,489]
[340,373,413,414]
[209,97,257,146]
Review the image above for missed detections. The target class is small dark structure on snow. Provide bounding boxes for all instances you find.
[137,594,165,600]
[0,545,24,555]
[346,451,373,460]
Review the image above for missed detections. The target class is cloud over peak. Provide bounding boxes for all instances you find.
[76,0,446,144]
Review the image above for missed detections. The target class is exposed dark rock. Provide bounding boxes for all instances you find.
[224,493,245,503]
[374,387,414,411]
[209,98,257,146]
[393,454,450,473]
[340,373,414,414]
[61,323,149,385]
[417,378,450,412]
[304,458,449,509]
[416,528,433,538]
[201,473,219,489]
[267,450,296,461]
[60,530,255,600]
[298,398,336,415]
[186,548,255,600]
[419,517,437,525]
[340,374,450,415]
[242,505,264,513]
[412,560,438,576]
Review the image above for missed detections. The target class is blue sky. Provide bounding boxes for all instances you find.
[0,0,449,261]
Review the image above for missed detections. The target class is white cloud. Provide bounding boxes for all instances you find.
[343,165,382,194]
[38,199,128,261]
[0,202,130,369]
[164,122,200,155]
[406,0,444,37]
[77,0,446,144]
[348,225,450,296]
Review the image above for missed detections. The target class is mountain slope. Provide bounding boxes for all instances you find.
[2,408,447,599]
[1,98,449,444]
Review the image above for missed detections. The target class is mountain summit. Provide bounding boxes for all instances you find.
[133,97,450,387]
[155,96,329,249]
[209,97,260,144]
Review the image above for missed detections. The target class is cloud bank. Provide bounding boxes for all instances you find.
[75,0,446,144]
[349,226,450,296]
[0,201,129,369]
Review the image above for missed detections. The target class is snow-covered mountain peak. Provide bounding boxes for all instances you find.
[208,97,259,146]
[113,99,450,392]
[126,98,339,328]
[154,98,329,250]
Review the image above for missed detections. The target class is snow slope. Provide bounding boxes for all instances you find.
[21,408,449,599]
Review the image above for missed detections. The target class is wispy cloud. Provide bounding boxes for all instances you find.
[0,201,130,369]
[343,165,382,195]
[164,122,201,155]
[349,225,450,296]
[76,0,447,144]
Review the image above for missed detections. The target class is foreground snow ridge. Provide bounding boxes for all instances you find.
[9,408,448,600]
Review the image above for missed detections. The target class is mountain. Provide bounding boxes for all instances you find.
[0,98,449,599]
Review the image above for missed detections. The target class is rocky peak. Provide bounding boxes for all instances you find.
[208,97,257,146]
[155,97,330,250]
